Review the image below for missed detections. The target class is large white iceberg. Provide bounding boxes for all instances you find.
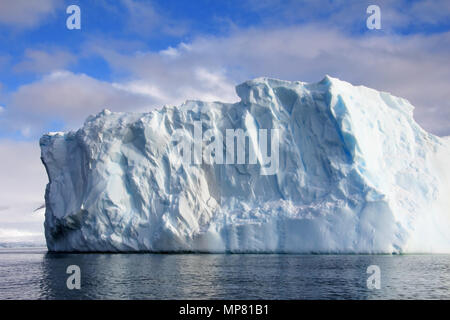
[40,76,450,253]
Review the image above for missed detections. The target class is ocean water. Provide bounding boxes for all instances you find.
[0,248,449,300]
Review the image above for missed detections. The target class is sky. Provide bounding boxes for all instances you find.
[0,0,449,244]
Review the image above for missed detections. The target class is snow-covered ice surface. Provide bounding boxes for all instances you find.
[40,76,450,253]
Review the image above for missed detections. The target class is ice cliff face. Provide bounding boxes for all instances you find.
[40,76,450,253]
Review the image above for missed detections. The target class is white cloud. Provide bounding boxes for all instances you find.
[4,24,449,137]
[4,70,158,136]
[86,25,450,135]
[160,46,180,57]
[0,140,47,243]
[14,49,77,74]
[0,0,61,29]
[4,62,238,137]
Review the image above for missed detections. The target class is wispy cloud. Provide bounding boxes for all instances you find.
[243,0,450,33]
[84,25,450,135]
[0,0,61,29]
[13,48,77,74]
[119,0,189,37]
[406,0,450,26]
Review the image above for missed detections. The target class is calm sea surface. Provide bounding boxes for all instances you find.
[0,248,449,299]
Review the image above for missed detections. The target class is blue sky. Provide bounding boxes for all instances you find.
[0,0,449,243]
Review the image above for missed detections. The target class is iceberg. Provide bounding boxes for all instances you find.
[40,76,450,253]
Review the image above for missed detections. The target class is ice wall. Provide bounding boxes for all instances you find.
[40,76,450,252]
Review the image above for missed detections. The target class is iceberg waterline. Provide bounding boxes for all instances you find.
[40,76,450,253]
